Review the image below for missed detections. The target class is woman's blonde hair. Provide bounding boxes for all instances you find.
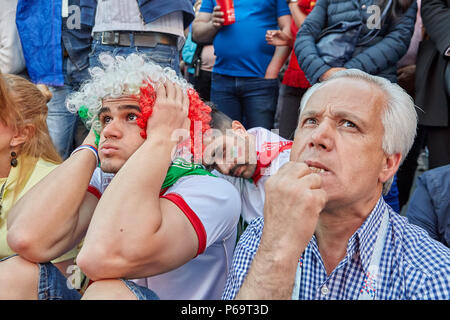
[0,74,21,130]
[1,74,62,200]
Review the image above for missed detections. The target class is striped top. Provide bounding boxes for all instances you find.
[93,0,184,40]
[223,197,450,300]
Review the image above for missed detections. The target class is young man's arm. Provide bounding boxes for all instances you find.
[7,130,99,263]
[289,2,308,29]
[76,82,205,280]
[265,15,293,79]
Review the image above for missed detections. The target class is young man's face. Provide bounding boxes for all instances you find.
[97,96,145,173]
[290,78,394,210]
[202,123,257,179]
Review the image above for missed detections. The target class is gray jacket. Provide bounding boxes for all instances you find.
[294,0,417,84]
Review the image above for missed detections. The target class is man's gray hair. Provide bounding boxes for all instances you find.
[298,69,418,195]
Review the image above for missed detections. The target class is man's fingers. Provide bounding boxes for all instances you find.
[165,81,176,101]
[277,161,312,179]
[155,81,166,100]
[301,172,323,190]
[182,91,189,116]
[174,84,182,103]
[213,5,223,14]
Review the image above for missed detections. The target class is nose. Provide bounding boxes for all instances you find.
[215,160,235,175]
[101,118,123,140]
[309,120,334,151]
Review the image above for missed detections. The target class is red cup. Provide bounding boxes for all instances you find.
[217,0,235,25]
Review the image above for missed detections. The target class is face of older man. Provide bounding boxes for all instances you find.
[290,78,391,210]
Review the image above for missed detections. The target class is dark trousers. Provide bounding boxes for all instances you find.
[194,69,212,102]
[278,84,308,140]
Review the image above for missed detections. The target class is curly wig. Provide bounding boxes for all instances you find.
[66,53,211,155]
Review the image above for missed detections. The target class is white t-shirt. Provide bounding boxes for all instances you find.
[214,127,292,225]
[88,169,241,300]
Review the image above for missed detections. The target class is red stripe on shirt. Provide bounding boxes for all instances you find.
[87,185,102,200]
[160,192,207,257]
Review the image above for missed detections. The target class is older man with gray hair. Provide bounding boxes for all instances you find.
[223,69,450,300]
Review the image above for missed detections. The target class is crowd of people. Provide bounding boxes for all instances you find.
[0,0,448,300]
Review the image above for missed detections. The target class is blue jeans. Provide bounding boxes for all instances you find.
[210,73,279,129]
[88,37,180,74]
[47,57,90,159]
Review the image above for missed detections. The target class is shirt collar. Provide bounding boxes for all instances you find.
[351,197,389,273]
[308,197,389,274]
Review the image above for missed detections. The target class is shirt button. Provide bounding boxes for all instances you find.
[362,4,367,9]
[321,285,329,296]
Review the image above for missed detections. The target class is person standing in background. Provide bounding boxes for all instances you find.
[0,0,26,76]
[402,0,450,207]
[295,0,418,84]
[393,0,425,209]
[192,0,292,130]
[266,0,315,140]
[16,0,93,159]
[85,0,194,74]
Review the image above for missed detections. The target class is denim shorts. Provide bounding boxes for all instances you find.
[0,255,80,300]
[120,279,160,300]
[0,255,158,300]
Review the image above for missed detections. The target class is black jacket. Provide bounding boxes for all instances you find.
[415,0,450,126]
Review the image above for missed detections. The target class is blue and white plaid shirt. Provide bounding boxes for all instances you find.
[222,197,450,300]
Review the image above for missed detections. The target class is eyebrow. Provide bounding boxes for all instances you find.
[98,105,141,117]
[300,109,368,127]
[331,110,367,127]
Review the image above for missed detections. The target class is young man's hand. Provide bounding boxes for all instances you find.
[146,81,190,143]
[266,29,293,47]
[82,125,99,147]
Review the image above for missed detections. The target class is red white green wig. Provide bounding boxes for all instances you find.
[66,53,211,156]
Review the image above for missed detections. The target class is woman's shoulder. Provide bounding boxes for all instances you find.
[33,158,59,173]
[25,158,59,186]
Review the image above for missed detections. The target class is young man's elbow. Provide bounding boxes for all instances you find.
[7,230,51,263]
[76,248,107,281]
[76,247,132,281]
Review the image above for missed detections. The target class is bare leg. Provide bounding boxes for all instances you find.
[0,256,39,300]
[81,279,138,300]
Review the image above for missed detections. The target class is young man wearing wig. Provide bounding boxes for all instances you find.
[0,53,241,300]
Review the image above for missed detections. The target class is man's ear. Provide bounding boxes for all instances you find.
[10,125,34,148]
[379,152,402,184]
[231,120,247,135]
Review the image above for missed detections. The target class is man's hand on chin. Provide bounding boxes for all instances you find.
[261,161,327,260]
